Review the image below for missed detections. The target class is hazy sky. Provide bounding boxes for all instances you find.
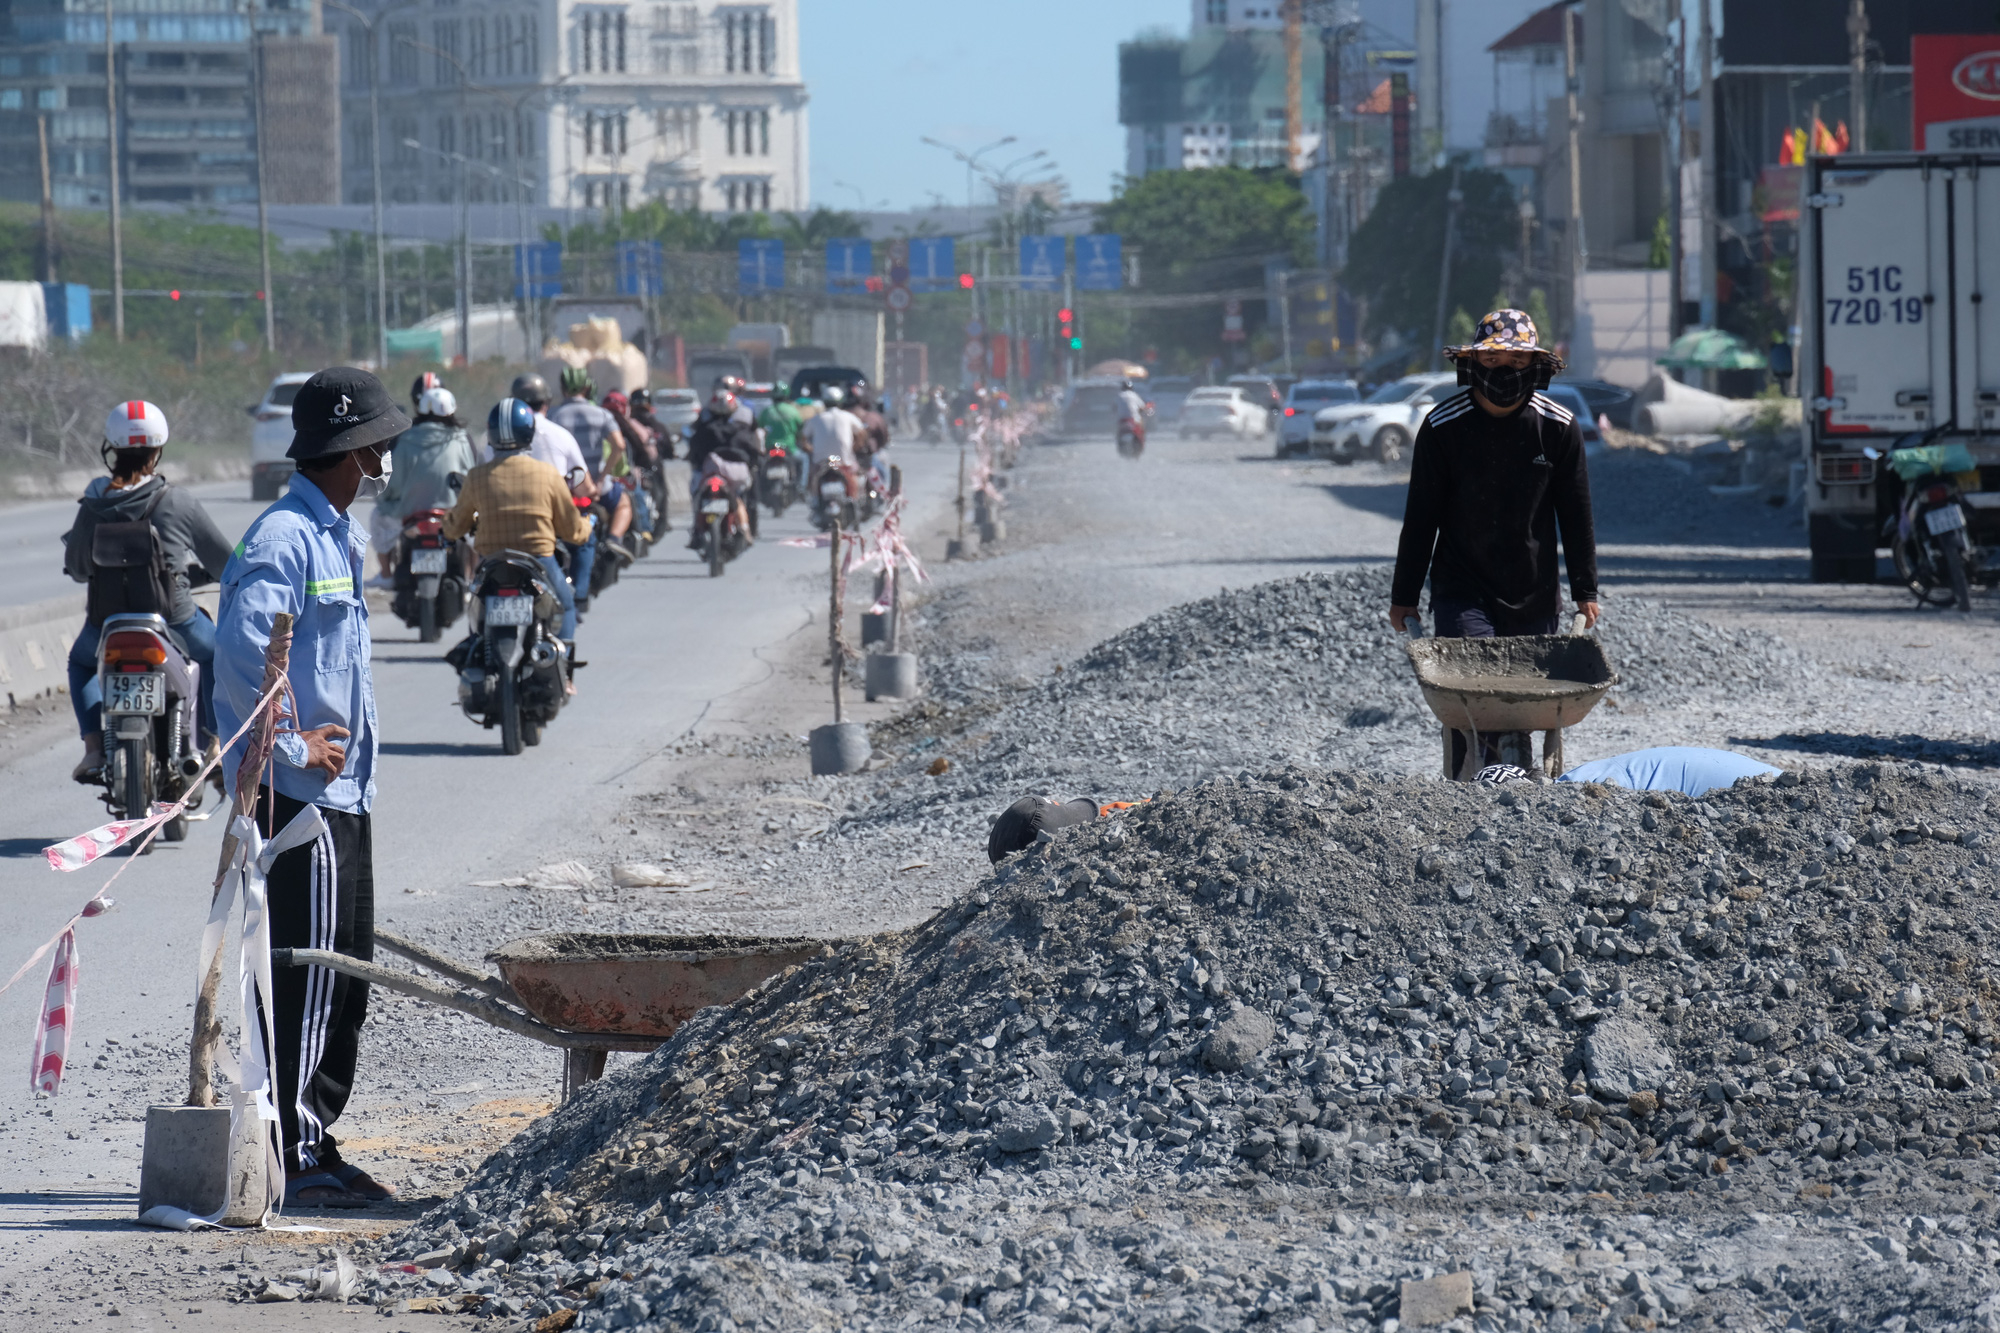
[798,0,1548,213]
[799,0,1186,212]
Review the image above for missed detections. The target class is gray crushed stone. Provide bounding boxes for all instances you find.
[342,757,2000,1331]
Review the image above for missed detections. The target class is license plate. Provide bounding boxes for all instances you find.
[484,595,535,626]
[820,483,846,500]
[701,499,732,515]
[105,671,163,716]
[1926,505,1967,535]
[411,547,448,574]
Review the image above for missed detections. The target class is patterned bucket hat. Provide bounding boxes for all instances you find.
[1445,307,1556,360]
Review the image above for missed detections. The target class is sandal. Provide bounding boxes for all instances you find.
[283,1171,371,1210]
[325,1161,397,1202]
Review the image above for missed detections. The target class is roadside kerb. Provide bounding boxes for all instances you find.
[0,594,84,706]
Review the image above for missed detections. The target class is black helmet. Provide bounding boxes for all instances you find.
[510,372,550,408]
[630,388,652,411]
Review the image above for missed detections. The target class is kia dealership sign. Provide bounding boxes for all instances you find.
[1915,35,2000,150]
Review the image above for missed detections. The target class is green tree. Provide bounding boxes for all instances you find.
[1342,164,1519,346]
[1093,167,1315,366]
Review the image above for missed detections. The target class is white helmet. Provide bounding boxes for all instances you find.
[104,399,169,452]
[417,386,458,419]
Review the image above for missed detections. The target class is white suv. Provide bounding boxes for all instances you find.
[248,372,314,500]
[1179,386,1266,440]
[1311,372,1459,464]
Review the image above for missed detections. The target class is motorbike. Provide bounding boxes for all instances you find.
[1116,418,1146,460]
[694,469,753,577]
[641,456,672,541]
[390,507,468,644]
[453,553,570,755]
[812,461,859,532]
[95,612,206,845]
[1877,430,1989,613]
[759,446,798,517]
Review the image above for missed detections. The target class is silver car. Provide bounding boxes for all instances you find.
[1277,378,1360,455]
[1312,372,1459,464]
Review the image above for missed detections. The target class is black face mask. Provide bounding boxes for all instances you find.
[1466,360,1534,408]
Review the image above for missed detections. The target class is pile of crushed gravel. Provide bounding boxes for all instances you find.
[348,759,2000,1330]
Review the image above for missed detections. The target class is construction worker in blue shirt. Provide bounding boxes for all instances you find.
[212,366,405,1211]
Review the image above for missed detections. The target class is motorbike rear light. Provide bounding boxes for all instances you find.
[1926,484,1953,505]
[1283,407,1295,416]
[103,631,166,666]
[496,588,522,597]
[411,517,443,535]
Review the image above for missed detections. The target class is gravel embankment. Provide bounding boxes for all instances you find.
[343,759,2000,1330]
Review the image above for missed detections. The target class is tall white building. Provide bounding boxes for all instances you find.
[338,0,806,214]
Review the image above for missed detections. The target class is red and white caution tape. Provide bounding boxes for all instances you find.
[4,673,290,1099]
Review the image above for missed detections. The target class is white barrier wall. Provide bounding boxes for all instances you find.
[1571,269,1671,389]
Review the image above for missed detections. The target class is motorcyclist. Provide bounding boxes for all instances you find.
[549,367,637,567]
[757,383,807,490]
[378,385,478,569]
[504,371,599,611]
[444,398,592,664]
[802,384,864,522]
[365,372,446,586]
[683,388,759,549]
[921,387,947,440]
[61,400,231,782]
[1115,378,1148,446]
[628,388,674,456]
[713,374,757,429]
[600,389,658,538]
[849,387,892,492]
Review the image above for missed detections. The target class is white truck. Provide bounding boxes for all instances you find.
[1801,151,2000,581]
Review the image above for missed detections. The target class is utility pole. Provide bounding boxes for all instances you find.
[1667,0,1685,338]
[1564,1,1586,342]
[1415,0,1441,170]
[1428,164,1462,370]
[1697,0,1715,329]
[37,114,59,282]
[105,0,124,341]
[1283,0,1303,171]
[252,35,275,353]
[1847,0,1869,152]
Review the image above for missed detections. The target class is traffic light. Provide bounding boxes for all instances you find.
[168,290,181,301]
[1058,305,1077,352]
[958,273,975,290]
[1057,307,1072,323]
[1069,336,1083,350]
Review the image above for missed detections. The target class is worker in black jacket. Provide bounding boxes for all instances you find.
[1389,307,1599,640]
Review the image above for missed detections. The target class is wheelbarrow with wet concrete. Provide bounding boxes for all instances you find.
[1401,615,1619,781]
[275,929,834,1098]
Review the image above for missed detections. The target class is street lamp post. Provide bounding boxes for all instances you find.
[324,0,417,368]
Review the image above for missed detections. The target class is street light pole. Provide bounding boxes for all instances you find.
[105,0,123,341]
[325,0,416,368]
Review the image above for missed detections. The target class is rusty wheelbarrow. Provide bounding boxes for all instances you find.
[274,930,831,1097]
[1402,616,1620,781]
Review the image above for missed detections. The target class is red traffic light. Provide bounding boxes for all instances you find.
[1057,308,1072,322]
[958,273,975,289]
[168,290,181,301]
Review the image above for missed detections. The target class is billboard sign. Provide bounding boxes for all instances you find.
[908,237,955,292]
[737,238,784,291]
[1019,236,1063,291]
[1914,34,2000,151]
[825,239,873,293]
[514,241,562,299]
[615,240,664,297]
[1076,234,1122,291]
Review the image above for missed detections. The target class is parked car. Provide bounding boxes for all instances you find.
[1180,386,1266,440]
[1147,375,1196,425]
[1551,376,1636,430]
[1538,383,1604,449]
[248,372,313,500]
[1277,378,1361,456]
[1061,380,1128,437]
[649,388,701,433]
[1311,371,1459,464]
[1227,374,1284,429]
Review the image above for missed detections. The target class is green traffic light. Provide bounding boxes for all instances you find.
[1069,337,1082,350]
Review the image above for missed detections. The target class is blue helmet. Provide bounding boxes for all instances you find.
[488,397,536,450]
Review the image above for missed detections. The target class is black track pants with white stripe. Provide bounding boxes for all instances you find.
[256,785,374,1174]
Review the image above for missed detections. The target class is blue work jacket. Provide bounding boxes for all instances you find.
[214,472,377,814]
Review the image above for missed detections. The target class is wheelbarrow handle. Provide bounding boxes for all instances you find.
[1399,615,1424,638]
[272,946,577,1050]
[1568,613,1590,636]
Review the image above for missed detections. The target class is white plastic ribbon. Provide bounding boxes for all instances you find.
[189,804,327,1226]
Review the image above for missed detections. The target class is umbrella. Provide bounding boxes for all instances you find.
[1657,327,1768,371]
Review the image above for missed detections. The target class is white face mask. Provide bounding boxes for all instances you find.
[355,448,392,502]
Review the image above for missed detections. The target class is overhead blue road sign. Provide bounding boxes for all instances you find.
[514,241,562,299]
[1076,234,1122,291]
[1019,236,1063,291]
[615,239,664,297]
[907,236,955,293]
[738,238,784,291]
[825,238,873,293]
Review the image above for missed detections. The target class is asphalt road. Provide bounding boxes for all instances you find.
[1,479,266,612]
[0,449,947,1322]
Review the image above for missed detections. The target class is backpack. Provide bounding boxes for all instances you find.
[86,485,176,624]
